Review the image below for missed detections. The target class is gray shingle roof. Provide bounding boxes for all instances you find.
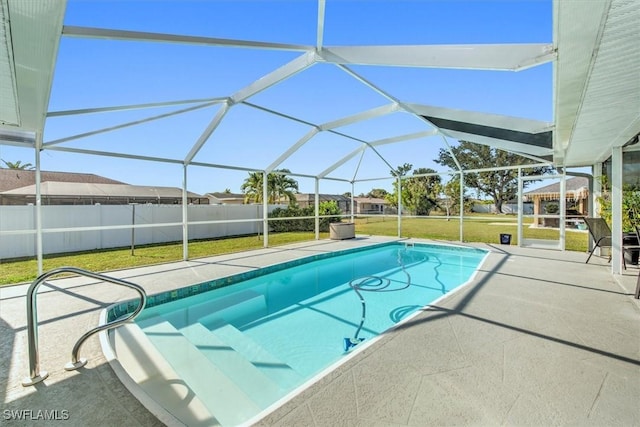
[295,193,350,202]
[0,169,125,192]
[1,181,203,198]
[525,177,589,195]
[207,192,245,199]
[353,197,388,204]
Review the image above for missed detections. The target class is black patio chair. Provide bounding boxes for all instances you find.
[584,217,624,268]
[583,217,640,270]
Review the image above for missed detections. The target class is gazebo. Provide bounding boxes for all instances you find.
[524,176,590,228]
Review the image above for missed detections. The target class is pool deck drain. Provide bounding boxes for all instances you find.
[1,236,638,426]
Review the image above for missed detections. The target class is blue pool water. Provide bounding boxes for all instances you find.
[133,242,487,425]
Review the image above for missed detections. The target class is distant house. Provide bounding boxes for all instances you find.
[295,194,351,213]
[206,192,246,205]
[0,169,208,205]
[353,197,389,214]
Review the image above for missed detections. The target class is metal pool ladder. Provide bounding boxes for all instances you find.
[22,267,147,386]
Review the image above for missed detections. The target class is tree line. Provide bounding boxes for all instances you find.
[237,142,549,215]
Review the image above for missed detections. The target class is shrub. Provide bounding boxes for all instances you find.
[269,201,342,232]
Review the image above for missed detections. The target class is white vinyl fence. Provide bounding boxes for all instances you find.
[0,204,284,259]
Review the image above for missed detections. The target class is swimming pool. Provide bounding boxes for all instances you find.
[113,241,487,426]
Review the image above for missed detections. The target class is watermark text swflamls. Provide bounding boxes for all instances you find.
[3,409,70,421]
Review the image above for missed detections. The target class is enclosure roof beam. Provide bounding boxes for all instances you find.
[47,97,227,117]
[352,162,551,183]
[345,139,396,177]
[44,146,186,165]
[352,175,396,183]
[334,64,455,177]
[0,129,36,148]
[463,163,550,174]
[318,103,400,131]
[318,145,367,179]
[242,102,317,127]
[334,64,445,141]
[62,26,312,52]
[320,43,556,71]
[351,149,367,182]
[265,127,320,173]
[330,64,464,176]
[369,130,438,147]
[189,161,272,173]
[265,103,400,173]
[316,0,326,50]
[44,145,273,173]
[335,64,403,106]
[243,100,400,176]
[438,135,463,172]
[438,129,553,157]
[184,101,230,164]
[231,51,317,104]
[403,103,555,158]
[504,151,553,165]
[44,101,218,147]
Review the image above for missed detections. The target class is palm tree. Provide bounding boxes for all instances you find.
[241,172,264,203]
[269,170,298,204]
[241,169,298,204]
[1,159,35,170]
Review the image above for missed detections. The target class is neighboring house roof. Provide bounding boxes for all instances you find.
[208,192,245,199]
[206,192,245,204]
[295,194,350,203]
[0,169,125,192]
[524,177,589,201]
[1,181,204,199]
[353,197,388,204]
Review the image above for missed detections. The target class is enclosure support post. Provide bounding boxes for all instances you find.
[34,145,43,275]
[131,204,136,256]
[350,182,355,222]
[591,163,602,253]
[263,171,269,248]
[611,147,623,274]
[397,176,402,238]
[517,167,523,247]
[559,172,566,251]
[315,178,320,240]
[459,171,464,242]
[182,165,189,261]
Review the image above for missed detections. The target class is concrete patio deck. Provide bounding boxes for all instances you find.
[1,237,638,426]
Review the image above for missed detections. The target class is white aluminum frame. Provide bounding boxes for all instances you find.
[5,0,629,276]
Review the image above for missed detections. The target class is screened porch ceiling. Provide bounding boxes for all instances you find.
[0,0,638,188]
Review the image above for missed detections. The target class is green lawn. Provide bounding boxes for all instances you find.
[0,217,588,286]
[355,216,588,252]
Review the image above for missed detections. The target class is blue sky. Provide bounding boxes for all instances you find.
[1,0,554,196]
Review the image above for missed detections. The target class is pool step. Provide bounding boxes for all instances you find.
[110,323,218,426]
[148,289,268,329]
[138,318,261,426]
[207,322,304,389]
[180,322,286,408]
